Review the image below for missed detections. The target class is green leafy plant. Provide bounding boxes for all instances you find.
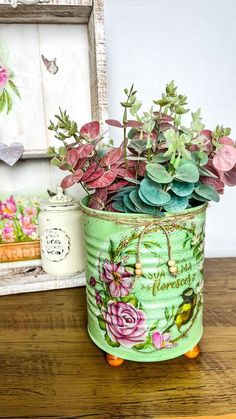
[48,81,236,215]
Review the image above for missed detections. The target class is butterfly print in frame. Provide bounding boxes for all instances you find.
[41,54,59,75]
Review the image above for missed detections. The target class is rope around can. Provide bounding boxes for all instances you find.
[80,202,207,227]
[81,202,207,279]
[135,224,177,277]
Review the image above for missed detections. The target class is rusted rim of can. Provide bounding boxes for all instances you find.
[80,197,207,226]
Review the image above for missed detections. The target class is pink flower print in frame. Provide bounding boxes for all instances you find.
[18,214,37,236]
[0,66,9,88]
[0,195,39,244]
[2,221,15,242]
[0,195,17,219]
[24,207,37,217]
[0,60,20,114]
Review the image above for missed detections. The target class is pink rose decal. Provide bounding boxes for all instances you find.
[0,66,9,88]
[152,331,175,350]
[102,261,133,297]
[102,301,148,347]
[0,196,17,219]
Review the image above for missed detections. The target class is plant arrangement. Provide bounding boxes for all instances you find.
[0,195,39,243]
[48,81,236,215]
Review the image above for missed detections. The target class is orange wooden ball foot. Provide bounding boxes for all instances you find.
[105,353,125,367]
[184,344,200,359]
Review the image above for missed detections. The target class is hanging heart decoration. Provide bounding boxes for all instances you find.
[0,142,24,166]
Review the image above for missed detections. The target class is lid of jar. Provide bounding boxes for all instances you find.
[40,187,80,211]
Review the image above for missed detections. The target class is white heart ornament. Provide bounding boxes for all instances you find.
[0,142,24,166]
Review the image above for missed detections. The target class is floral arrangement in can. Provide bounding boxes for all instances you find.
[48,81,236,215]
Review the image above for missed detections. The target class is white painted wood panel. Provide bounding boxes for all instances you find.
[0,25,45,152]
[38,24,92,149]
[0,159,56,195]
[0,23,91,154]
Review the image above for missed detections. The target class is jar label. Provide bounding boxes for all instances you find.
[41,228,70,262]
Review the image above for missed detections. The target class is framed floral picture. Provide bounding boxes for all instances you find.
[0,0,107,295]
[0,23,91,157]
[0,0,107,158]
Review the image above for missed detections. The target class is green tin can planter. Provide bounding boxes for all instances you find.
[81,197,207,365]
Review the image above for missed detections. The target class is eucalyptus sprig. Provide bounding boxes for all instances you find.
[163,129,192,168]
[212,124,231,140]
[47,145,67,167]
[121,84,139,167]
[48,108,80,144]
[153,80,189,126]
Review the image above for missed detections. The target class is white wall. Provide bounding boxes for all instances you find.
[104,0,236,257]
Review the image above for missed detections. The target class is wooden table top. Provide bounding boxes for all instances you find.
[0,258,235,419]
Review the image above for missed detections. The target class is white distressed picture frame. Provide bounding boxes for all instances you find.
[0,0,108,295]
[0,0,107,158]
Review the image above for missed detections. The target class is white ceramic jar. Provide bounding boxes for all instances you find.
[38,187,84,276]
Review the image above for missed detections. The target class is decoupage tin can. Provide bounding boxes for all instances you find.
[81,197,207,362]
[39,188,84,276]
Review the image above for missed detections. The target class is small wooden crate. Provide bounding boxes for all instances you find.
[0,241,41,263]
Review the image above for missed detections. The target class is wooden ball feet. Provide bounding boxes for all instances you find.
[184,344,200,359]
[105,353,125,367]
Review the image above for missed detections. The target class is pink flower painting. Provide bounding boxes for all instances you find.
[24,207,37,217]
[0,196,17,219]
[102,261,133,297]
[0,195,40,244]
[0,60,20,114]
[19,214,37,236]
[102,301,148,347]
[2,222,15,242]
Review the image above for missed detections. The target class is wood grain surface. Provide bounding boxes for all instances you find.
[0,258,235,419]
